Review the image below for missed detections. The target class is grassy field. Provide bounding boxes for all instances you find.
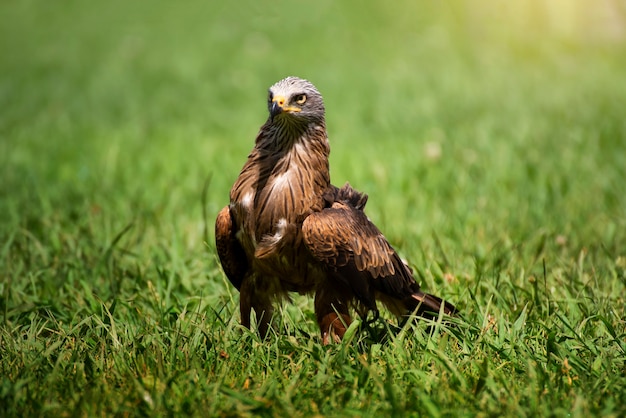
[2,1,626,416]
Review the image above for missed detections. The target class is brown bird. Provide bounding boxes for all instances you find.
[215,76,456,344]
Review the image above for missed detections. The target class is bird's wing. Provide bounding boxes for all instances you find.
[215,206,248,290]
[302,201,417,303]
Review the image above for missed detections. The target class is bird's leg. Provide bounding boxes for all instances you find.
[315,285,351,345]
[319,311,351,345]
[239,278,273,339]
[254,305,274,340]
[239,280,253,330]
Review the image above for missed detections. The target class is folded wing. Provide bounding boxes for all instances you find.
[302,184,456,317]
[215,206,248,290]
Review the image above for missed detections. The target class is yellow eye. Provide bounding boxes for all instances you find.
[294,94,307,105]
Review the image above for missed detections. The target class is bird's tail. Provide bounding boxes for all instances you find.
[403,291,457,319]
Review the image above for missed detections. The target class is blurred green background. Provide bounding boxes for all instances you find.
[2,0,625,275]
[2,1,626,415]
[2,0,626,310]
[2,0,626,319]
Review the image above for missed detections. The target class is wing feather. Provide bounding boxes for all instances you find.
[302,201,416,301]
[215,206,248,290]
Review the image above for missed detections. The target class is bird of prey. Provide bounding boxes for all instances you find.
[215,76,456,344]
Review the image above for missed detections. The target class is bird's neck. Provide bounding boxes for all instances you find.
[231,119,331,206]
[255,121,331,188]
[256,119,327,153]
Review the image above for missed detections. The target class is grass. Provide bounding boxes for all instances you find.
[1,0,626,416]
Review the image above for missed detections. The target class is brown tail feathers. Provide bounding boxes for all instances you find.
[404,291,457,319]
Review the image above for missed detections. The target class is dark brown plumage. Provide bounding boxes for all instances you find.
[215,76,456,344]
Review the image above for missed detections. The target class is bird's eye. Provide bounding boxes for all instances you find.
[293,94,307,105]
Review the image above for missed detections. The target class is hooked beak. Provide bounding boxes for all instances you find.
[270,100,283,119]
[269,95,301,121]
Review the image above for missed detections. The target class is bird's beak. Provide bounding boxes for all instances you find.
[270,95,301,120]
[270,97,284,119]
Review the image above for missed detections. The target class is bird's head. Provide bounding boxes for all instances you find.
[267,77,325,126]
